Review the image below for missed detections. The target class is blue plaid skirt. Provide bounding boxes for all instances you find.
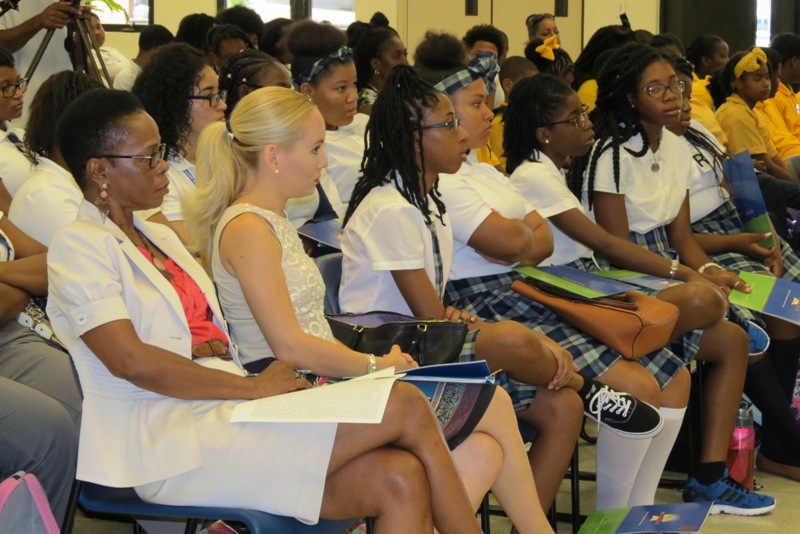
[445,271,686,408]
[630,220,762,334]
[692,200,800,286]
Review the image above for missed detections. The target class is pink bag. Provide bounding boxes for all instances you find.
[0,471,59,533]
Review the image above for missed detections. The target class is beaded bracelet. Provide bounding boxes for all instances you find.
[697,262,725,274]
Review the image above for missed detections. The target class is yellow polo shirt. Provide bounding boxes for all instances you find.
[716,93,777,158]
[764,83,800,139]
[474,144,503,169]
[756,98,800,161]
[692,73,715,111]
[691,97,728,148]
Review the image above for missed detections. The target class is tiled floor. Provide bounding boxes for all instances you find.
[488,440,800,534]
[74,440,799,533]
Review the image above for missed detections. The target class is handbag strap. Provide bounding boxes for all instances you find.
[427,222,445,300]
[523,278,639,311]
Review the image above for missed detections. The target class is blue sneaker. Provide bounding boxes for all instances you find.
[746,321,770,356]
[683,470,776,516]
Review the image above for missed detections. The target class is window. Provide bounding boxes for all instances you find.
[219,0,355,29]
[93,0,153,31]
[755,0,771,47]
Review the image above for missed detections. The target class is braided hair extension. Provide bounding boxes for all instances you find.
[504,74,573,174]
[219,49,285,117]
[344,65,445,227]
[568,43,669,207]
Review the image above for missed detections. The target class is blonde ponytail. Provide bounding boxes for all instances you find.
[184,86,316,266]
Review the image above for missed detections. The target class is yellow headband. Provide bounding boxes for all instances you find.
[733,48,767,79]
[535,35,560,61]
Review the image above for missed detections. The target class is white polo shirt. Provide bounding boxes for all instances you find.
[583,129,693,232]
[683,120,729,222]
[0,122,36,196]
[324,113,368,205]
[510,153,593,266]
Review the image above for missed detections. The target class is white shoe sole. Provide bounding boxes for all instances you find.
[710,501,776,516]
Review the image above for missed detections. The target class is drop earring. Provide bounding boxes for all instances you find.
[95,183,110,223]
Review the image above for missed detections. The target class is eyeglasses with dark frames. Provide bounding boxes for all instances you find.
[420,117,461,134]
[95,143,167,169]
[0,78,27,98]
[641,79,686,99]
[541,104,590,130]
[189,92,223,107]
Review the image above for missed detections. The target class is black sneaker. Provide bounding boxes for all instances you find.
[581,380,663,439]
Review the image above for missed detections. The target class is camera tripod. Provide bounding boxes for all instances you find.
[24,1,111,87]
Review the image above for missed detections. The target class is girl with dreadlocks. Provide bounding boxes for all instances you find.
[186,84,543,534]
[503,73,754,509]
[286,20,364,208]
[341,63,664,516]
[415,33,676,512]
[573,42,775,515]
[670,57,800,483]
[218,49,340,256]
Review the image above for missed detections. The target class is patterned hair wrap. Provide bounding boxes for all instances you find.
[293,46,354,88]
[434,51,500,96]
[535,35,560,61]
[733,47,767,79]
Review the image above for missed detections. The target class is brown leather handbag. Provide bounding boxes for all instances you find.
[510,278,679,361]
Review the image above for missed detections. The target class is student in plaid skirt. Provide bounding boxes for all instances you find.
[342,62,665,518]
[572,42,775,515]
[668,57,800,483]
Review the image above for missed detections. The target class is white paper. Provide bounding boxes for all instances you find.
[231,368,398,424]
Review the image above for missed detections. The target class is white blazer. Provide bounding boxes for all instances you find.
[47,201,245,488]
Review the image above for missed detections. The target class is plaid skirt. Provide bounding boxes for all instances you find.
[630,220,762,333]
[445,271,686,407]
[693,200,800,286]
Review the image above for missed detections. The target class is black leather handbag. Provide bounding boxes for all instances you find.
[326,311,468,366]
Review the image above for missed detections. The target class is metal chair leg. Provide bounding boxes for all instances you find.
[60,479,81,534]
[480,494,491,533]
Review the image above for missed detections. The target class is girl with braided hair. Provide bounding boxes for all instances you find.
[341,63,665,516]
[418,32,678,511]
[574,42,775,515]
[219,49,291,117]
[671,58,800,483]
[504,72,753,509]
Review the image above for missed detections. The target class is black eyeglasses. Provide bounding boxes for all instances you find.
[1,78,27,98]
[641,80,686,99]
[541,105,590,129]
[421,118,461,134]
[526,13,554,28]
[95,143,167,169]
[189,92,223,107]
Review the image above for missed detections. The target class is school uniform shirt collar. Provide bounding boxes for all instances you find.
[725,93,751,109]
[534,151,564,179]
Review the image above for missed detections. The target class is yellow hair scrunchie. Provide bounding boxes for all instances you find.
[535,35,560,62]
[733,48,767,79]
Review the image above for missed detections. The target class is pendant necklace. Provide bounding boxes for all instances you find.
[135,230,174,281]
[650,131,663,172]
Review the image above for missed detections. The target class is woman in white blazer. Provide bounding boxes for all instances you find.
[46,88,483,533]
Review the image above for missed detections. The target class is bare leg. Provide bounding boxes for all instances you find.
[321,448,434,533]
[694,320,749,463]
[476,321,582,390]
[324,382,482,534]
[657,283,726,337]
[516,388,583,512]
[451,432,502,509]
[471,388,554,534]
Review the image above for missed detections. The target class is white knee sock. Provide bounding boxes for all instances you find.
[626,407,686,507]
[595,427,653,510]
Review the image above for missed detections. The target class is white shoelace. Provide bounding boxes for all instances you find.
[588,386,632,429]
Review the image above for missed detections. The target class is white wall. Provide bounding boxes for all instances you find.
[582,0,660,44]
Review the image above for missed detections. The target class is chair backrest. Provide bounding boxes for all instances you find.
[314,252,343,315]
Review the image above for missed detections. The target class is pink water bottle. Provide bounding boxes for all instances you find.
[726,402,755,490]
